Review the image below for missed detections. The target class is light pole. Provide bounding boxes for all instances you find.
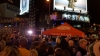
[46,0,50,18]
[46,0,50,28]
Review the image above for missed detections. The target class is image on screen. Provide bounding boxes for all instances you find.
[20,0,29,15]
[53,0,87,13]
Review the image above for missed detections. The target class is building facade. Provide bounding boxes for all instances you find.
[0,3,19,18]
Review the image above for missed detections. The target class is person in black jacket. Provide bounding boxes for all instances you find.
[76,39,87,56]
[59,36,72,56]
[60,36,69,50]
[68,40,77,56]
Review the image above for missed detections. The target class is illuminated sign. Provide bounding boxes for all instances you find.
[20,0,29,15]
[62,13,90,22]
[57,26,70,30]
[53,0,87,13]
[62,13,71,20]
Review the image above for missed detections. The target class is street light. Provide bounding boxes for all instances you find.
[46,0,50,27]
[47,0,50,1]
[27,30,33,35]
[46,0,50,17]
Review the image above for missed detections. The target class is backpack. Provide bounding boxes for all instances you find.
[89,42,96,56]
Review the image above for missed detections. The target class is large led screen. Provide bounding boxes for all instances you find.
[20,0,29,15]
[53,0,87,13]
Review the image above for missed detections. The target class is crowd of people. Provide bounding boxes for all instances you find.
[0,33,100,56]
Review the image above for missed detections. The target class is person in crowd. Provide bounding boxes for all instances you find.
[18,37,30,56]
[29,49,38,56]
[63,50,71,56]
[59,36,71,56]
[0,37,6,52]
[89,37,96,44]
[74,36,79,48]
[68,40,74,46]
[51,38,56,47]
[76,39,88,56]
[0,46,20,56]
[12,38,19,47]
[54,48,65,56]
[46,37,52,46]
[29,41,39,56]
[34,36,40,41]
[56,36,61,44]
[5,37,11,46]
[12,35,20,47]
[68,40,77,56]
[54,37,61,50]
[31,41,39,49]
[60,36,69,50]
[26,36,33,50]
[37,41,47,56]
[88,38,98,56]
[93,37,100,56]
[46,45,54,56]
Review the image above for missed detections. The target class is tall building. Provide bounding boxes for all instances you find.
[0,3,19,18]
[28,0,35,27]
[0,0,19,19]
[0,0,19,7]
[0,0,19,23]
[0,0,19,33]
[28,0,39,28]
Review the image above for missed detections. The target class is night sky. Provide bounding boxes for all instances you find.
[88,0,100,24]
[1,0,100,24]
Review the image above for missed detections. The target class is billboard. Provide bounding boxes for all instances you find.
[53,0,87,13]
[20,0,29,15]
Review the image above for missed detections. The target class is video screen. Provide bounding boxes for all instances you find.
[53,0,87,13]
[20,0,29,15]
